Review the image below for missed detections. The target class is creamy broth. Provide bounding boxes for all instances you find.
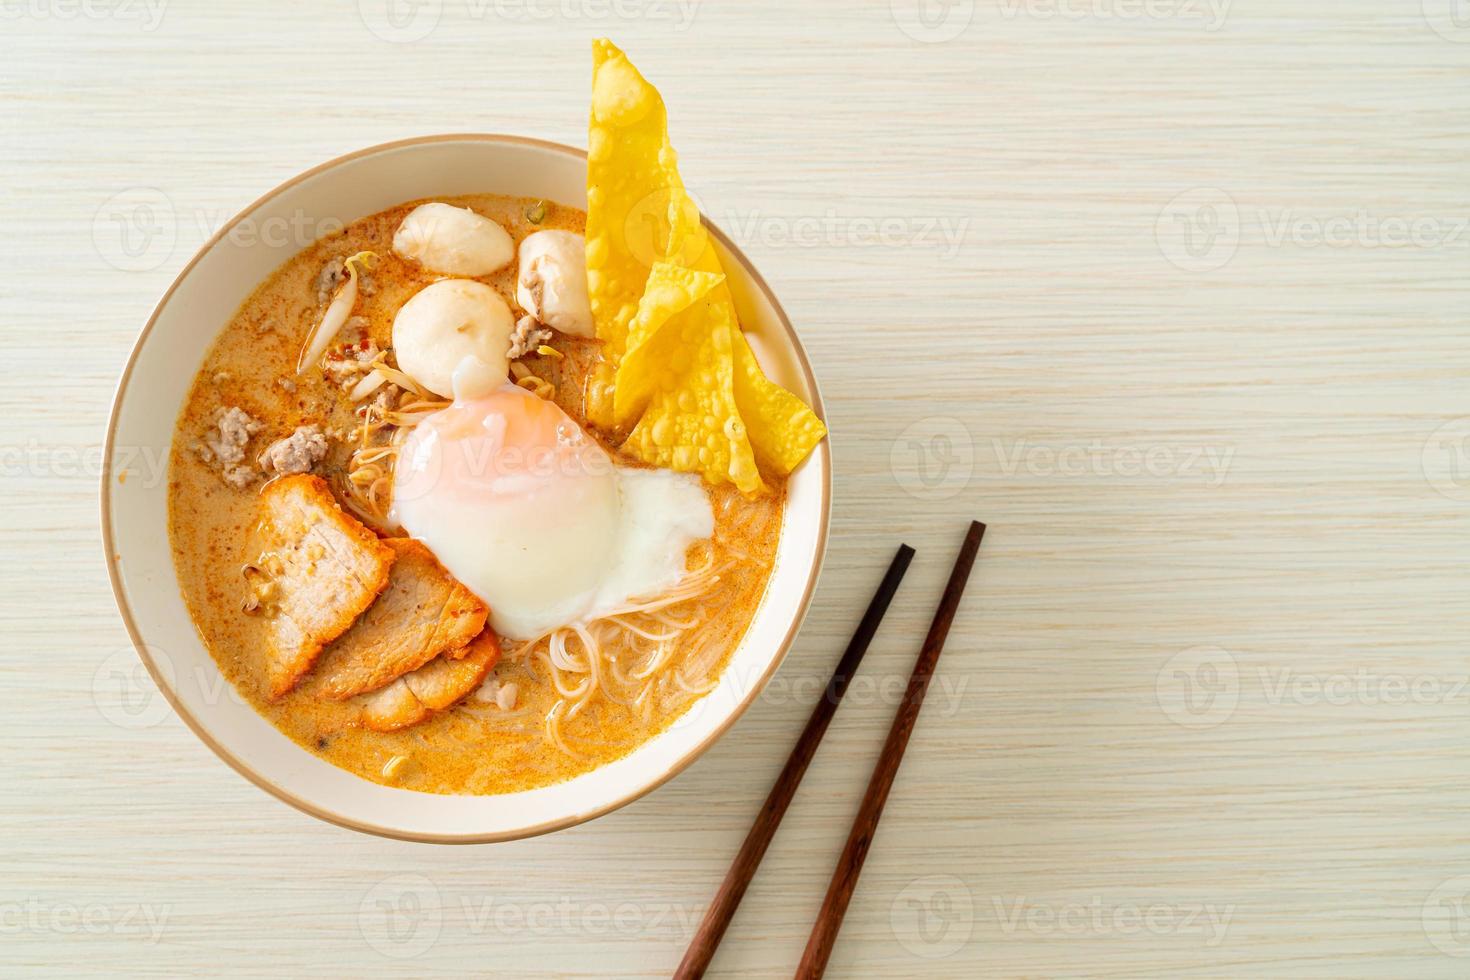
[168,193,783,795]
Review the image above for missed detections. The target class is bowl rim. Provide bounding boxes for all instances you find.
[100,133,832,843]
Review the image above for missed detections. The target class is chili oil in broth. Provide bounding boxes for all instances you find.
[167,194,783,795]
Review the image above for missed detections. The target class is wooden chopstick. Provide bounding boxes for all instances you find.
[673,544,917,980]
[796,520,986,979]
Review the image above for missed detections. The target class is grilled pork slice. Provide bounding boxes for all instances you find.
[313,538,488,700]
[256,475,395,700]
[361,629,502,732]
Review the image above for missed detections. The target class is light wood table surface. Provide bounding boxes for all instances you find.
[5,2,1470,976]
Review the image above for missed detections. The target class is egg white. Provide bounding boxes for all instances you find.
[390,385,713,640]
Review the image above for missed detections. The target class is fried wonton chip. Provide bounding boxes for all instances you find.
[587,39,826,484]
[666,185,719,276]
[613,261,719,424]
[622,265,764,494]
[660,190,828,472]
[620,200,827,477]
[731,329,828,474]
[585,38,689,426]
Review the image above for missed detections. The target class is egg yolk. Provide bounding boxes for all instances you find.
[391,385,620,639]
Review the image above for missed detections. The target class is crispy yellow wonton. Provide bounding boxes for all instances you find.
[585,39,826,490]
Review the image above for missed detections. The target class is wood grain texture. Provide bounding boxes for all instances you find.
[678,544,915,979]
[4,1,1470,977]
[797,523,982,978]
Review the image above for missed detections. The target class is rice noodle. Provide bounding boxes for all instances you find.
[329,346,782,758]
[544,702,579,757]
[478,535,775,756]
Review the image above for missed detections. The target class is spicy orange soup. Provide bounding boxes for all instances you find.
[168,193,782,795]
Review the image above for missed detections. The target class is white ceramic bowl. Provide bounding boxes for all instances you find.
[102,135,830,843]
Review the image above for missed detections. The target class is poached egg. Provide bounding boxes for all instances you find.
[390,384,713,640]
